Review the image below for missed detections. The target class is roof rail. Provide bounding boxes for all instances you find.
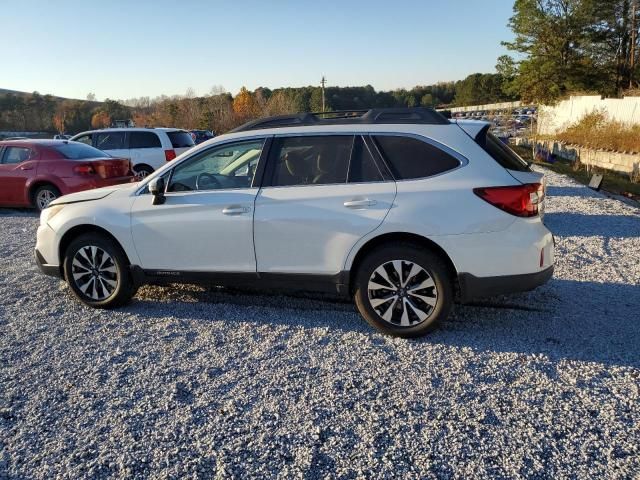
[229,107,450,133]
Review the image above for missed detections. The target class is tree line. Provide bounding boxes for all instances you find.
[0,73,513,135]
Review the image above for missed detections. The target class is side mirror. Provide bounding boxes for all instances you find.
[149,177,166,205]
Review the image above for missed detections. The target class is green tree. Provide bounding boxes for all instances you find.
[503,0,603,102]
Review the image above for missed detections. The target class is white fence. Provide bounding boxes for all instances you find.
[537,95,640,135]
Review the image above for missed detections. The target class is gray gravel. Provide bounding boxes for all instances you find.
[1,168,639,479]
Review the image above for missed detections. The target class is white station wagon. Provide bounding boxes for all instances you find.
[36,108,554,337]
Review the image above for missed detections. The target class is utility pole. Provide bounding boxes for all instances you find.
[321,75,326,112]
[631,0,637,89]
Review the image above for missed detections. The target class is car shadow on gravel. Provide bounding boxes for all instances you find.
[128,277,640,369]
[0,207,38,217]
[545,212,640,237]
[434,278,640,369]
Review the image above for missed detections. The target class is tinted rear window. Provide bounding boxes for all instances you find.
[54,143,110,159]
[373,135,460,180]
[130,131,162,149]
[166,131,195,148]
[479,132,530,172]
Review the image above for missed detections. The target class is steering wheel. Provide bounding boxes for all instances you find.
[196,172,221,190]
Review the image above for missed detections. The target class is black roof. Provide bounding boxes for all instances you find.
[230,107,450,133]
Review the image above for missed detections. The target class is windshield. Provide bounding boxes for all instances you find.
[54,142,111,159]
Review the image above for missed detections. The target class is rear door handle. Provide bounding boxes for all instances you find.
[344,199,377,209]
[19,165,33,171]
[222,205,251,215]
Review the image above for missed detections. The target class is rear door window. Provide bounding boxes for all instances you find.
[373,135,460,180]
[267,135,353,187]
[166,131,195,148]
[130,132,162,149]
[2,147,33,164]
[95,132,126,151]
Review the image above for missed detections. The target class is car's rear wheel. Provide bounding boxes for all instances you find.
[133,164,154,179]
[63,233,136,308]
[354,244,453,338]
[34,185,60,211]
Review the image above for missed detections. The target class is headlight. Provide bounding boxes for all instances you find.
[40,204,65,226]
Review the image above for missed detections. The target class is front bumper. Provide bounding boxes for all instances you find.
[458,265,554,302]
[35,248,62,278]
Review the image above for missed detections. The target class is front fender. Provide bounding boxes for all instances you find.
[45,200,140,267]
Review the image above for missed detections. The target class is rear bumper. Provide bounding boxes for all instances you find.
[34,248,62,278]
[458,265,553,302]
[63,176,135,195]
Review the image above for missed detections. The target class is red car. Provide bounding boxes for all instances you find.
[0,140,134,210]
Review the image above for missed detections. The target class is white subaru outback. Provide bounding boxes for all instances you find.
[35,108,554,338]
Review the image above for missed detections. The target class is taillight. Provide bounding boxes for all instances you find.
[73,164,96,176]
[164,149,176,161]
[473,183,542,217]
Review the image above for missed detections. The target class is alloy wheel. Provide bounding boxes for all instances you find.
[367,259,438,327]
[135,168,150,179]
[36,189,57,210]
[71,246,118,301]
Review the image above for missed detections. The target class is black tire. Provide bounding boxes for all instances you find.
[63,233,137,308]
[133,164,154,179]
[353,243,453,338]
[33,184,61,211]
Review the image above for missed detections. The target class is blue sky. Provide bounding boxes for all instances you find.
[3,0,515,100]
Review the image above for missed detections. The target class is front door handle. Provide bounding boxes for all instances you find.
[344,199,377,209]
[19,165,33,171]
[222,205,251,215]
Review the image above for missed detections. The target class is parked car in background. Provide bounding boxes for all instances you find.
[70,128,195,178]
[35,108,553,338]
[53,134,72,140]
[0,139,134,210]
[190,129,215,145]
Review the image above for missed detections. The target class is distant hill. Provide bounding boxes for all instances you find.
[0,88,96,103]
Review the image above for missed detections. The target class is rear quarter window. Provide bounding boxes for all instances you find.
[478,132,531,172]
[166,131,195,148]
[373,135,460,180]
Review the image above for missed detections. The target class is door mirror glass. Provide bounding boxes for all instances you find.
[149,176,165,205]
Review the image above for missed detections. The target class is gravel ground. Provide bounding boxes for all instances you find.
[1,168,639,479]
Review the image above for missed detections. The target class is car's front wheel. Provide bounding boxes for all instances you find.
[63,233,136,308]
[354,244,453,338]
